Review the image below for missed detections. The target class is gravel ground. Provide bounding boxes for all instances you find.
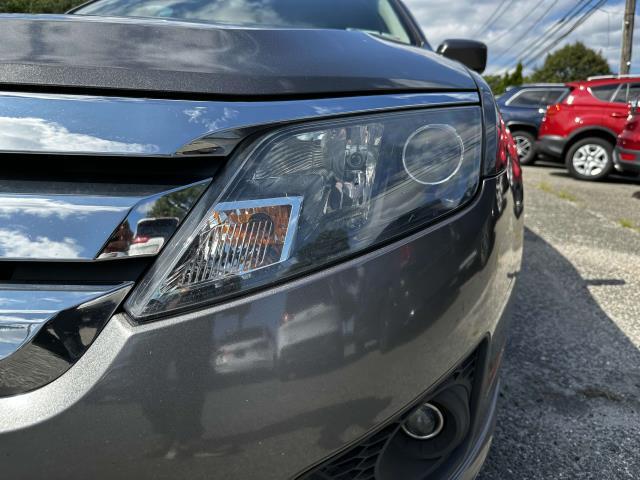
[478,163,640,479]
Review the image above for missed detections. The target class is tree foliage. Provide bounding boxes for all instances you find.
[484,42,611,95]
[528,42,611,83]
[0,0,84,13]
[484,63,524,95]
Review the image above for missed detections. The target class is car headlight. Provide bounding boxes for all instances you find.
[127,107,482,319]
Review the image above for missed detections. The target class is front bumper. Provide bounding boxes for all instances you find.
[536,135,567,158]
[0,174,523,480]
[614,147,640,173]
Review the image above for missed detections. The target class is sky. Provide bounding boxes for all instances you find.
[403,0,639,76]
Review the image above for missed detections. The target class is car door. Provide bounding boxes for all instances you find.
[503,88,567,128]
[502,89,548,126]
[627,82,640,105]
[607,82,632,133]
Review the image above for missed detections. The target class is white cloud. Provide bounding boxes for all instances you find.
[0,196,129,219]
[404,0,637,75]
[0,116,155,154]
[0,229,82,259]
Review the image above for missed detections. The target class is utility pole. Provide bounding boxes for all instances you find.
[620,0,637,75]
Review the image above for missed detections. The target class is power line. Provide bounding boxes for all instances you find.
[474,0,510,36]
[516,0,590,64]
[479,0,516,36]
[488,0,559,67]
[522,0,605,66]
[520,0,593,64]
[488,0,591,74]
[487,1,546,46]
[524,0,608,67]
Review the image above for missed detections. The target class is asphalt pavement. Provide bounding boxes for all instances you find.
[478,162,640,479]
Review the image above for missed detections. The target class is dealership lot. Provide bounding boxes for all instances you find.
[478,163,640,479]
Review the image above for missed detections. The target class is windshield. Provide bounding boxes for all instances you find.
[72,0,414,45]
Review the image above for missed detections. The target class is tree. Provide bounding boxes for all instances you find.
[528,42,611,83]
[0,0,83,12]
[484,62,524,95]
[148,187,206,219]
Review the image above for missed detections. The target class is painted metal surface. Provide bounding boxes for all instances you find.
[0,15,475,96]
[0,174,523,478]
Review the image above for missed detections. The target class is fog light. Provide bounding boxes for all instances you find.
[402,403,444,440]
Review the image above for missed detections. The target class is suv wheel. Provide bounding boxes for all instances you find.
[513,131,536,165]
[566,138,613,181]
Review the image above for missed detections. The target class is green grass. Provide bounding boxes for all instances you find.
[618,218,640,233]
[537,181,577,203]
[537,181,554,194]
[0,0,84,13]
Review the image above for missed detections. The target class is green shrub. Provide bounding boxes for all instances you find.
[0,0,85,13]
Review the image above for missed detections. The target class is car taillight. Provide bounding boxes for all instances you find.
[626,118,638,132]
[496,118,512,172]
[132,236,150,244]
[546,104,562,116]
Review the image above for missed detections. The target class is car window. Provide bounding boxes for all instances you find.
[544,89,569,104]
[507,90,548,107]
[628,83,640,103]
[590,84,618,102]
[136,218,179,238]
[612,84,629,104]
[73,0,414,45]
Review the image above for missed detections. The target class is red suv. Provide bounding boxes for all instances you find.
[616,101,640,175]
[537,75,640,180]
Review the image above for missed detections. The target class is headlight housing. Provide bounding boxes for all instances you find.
[127,107,482,319]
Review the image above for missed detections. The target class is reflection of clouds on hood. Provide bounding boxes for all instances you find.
[0,196,130,219]
[0,229,82,259]
[183,106,239,132]
[0,117,156,154]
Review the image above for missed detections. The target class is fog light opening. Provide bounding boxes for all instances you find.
[401,402,445,440]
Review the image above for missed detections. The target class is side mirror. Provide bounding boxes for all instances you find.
[437,39,487,74]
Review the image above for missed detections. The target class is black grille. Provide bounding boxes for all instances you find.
[299,350,479,480]
[308,422,401,480]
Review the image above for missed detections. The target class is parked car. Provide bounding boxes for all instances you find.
[497,83,569,165]
[537,75,640,180]
[0,1,523,479]
[214,326,276,375]
[615,101,640,175]
[128,217,180,256]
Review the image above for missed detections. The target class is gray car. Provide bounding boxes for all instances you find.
[0,1,523,479]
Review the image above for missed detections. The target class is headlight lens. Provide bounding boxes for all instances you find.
[127,107,482,319]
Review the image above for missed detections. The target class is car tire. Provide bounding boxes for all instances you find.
[512,131,536,165]
[566,137,613,181]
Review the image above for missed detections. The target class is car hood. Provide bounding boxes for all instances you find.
[0,14,476,97]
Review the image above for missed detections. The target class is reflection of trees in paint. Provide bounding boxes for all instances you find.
[148,188,205,219]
